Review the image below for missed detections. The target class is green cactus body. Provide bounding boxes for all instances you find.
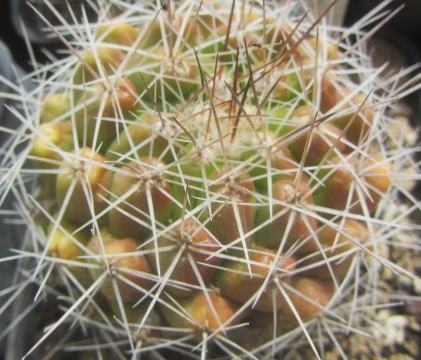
[107,157,174,238]
[87,230,153,302]
[55,147,111,224]
[145,217,221,297]
[1,0,420,359]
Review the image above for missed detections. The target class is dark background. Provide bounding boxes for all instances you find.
[0,1,43,71]
[1,1,421,71]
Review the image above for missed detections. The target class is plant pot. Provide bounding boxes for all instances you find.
[0,38,24,357]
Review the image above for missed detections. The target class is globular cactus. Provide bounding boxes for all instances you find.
[1,0,420,359]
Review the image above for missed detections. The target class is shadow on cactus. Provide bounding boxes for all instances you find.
[0,0,420,359]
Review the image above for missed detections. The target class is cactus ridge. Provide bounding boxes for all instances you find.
[0,0,420,359]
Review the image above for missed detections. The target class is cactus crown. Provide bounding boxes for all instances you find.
[1,0,420,359]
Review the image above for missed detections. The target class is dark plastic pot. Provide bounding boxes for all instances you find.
[10,0,101,46]
[0,40,14,121]
[10,0,80,45]
[0,38,26,358]
[345,0,421,44]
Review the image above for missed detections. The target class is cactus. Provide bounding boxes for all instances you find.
[1,0,420,359]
